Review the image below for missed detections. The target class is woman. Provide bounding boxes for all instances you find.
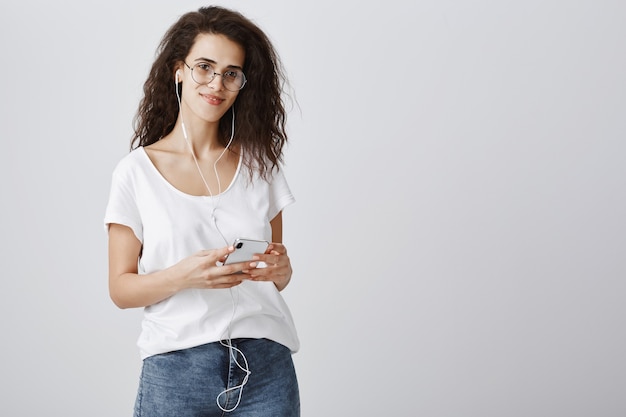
[104,6,300,416]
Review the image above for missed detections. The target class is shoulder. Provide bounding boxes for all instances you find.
[112,147,148,177]
[253,162,293,198]
[244,151,287,182]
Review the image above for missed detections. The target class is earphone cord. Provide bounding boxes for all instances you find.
[216,288,251,412]
[175,81,235,245]
[176,81,249,412]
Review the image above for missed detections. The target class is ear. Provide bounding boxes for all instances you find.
[174,64,185,83]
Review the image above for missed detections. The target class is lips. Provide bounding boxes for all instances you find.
[201,94,225,106]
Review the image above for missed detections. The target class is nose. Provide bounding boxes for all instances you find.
[208,73,225,90]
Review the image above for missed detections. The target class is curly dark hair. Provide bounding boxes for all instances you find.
[131,6,289,179]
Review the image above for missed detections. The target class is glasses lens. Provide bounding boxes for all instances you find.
[190,63,214,85]
[221,70,246,91]
[191,63,246,91]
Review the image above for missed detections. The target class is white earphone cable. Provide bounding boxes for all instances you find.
[175,78,236,244]
[216,288,251,412]
[175,76,250,412]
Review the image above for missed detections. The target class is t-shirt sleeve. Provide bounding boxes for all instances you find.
[103,159,143,243]
[268,168,295,221]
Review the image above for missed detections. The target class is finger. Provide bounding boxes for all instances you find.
[270,254,282,265]
[210,246,237,266]
[248,264,285,281]
[208,271,248,286]
[198,245,235,259]
[211,280,244,289]
[269,243,286,254]
[252,252,278,261]
[219,261,255,276]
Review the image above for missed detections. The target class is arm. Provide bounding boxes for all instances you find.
[107,223,246,309]
[270,211,283,243]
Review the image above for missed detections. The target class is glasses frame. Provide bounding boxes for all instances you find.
[183,61,247,92]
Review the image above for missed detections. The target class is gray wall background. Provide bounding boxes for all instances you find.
[1,0,624,415]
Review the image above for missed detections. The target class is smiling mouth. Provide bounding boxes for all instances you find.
[202,94,225,105]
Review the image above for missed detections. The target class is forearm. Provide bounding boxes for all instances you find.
[109,268,181,309]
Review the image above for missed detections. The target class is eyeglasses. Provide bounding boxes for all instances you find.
[184,62,247,92]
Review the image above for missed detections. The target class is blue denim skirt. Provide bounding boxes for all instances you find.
[134,338,300,417]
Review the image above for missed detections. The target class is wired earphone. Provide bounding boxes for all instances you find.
[175,69,235,241]
[175,70,251,412]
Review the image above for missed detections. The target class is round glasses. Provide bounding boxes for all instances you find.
[184,62,247,92]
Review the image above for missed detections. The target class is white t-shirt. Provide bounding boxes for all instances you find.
[104,147,299,359]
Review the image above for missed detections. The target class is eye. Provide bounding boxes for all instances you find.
[195,63,213,74]
[223,70,240,81]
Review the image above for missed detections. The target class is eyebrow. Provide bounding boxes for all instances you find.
[192,57,243,71]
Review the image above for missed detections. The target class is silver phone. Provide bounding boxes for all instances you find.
[223,238,269,265]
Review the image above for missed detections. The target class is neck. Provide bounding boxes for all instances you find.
[174,118,225,159]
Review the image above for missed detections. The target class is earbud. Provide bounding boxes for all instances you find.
[175,70,181,83]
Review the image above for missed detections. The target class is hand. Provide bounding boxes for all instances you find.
[173,245,253,290]
[243,243,293,291]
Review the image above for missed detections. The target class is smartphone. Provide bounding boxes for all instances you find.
[223,238,269,265]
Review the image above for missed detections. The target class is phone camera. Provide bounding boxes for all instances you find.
[236,242,244,249]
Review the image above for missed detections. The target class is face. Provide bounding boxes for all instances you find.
[177,33,246,124]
